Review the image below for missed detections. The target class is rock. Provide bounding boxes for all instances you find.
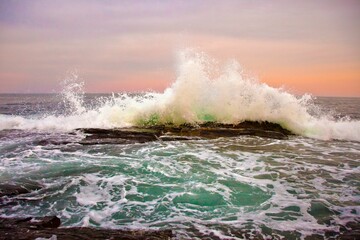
[0,216,61,229]
[75,121,292,145]
[37,216,61,229]
[27,121,292,146]
[0,185,30,197]
[78,128,161,145]
[159,135,202,141]
[0,181,44,208]
[0,181,42,198]
[304,221,360,240]
[0,216,173,240]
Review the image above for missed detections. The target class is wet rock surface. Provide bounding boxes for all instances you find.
[0,181,44,208]
[79,128,160,145]
[0,215,357,239]
[0,216,61,229]
[0,216,173,240]
[0,182,43,198]
[77,121,293,145]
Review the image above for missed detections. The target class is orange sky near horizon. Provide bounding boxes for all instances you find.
[0,0,359,97]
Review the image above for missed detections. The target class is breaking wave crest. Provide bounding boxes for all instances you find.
[1,49,359,141]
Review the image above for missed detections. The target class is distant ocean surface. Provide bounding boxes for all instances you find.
[0,51,359,239]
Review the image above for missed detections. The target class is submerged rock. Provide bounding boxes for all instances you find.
[0,181,43,209]
[0,181,43,198]
[0,216,172,240]
[0,184,31,198]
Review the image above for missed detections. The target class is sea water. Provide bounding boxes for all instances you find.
[0,50,359,239]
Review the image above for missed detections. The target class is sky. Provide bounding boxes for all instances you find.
[0,0,359,96]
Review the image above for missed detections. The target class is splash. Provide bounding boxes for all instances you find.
[60,71,86,115]
[0,49,359,141]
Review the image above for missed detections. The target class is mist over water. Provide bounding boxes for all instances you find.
[0,50,359,239]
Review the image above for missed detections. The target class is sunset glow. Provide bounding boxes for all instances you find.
[0,0,359,96]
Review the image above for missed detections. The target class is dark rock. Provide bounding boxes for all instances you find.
[74,121,293,145]
[0,185,30,197]
[159,135,202,141]
[38,216,62,228]
[36,139,73,146]
[0,216,60,230]
[304,221,360,240]
[0,181,42,198]
[79,128,161,145]
[0,216,172,240]
[0,181,43,208]
[25,121,293,146]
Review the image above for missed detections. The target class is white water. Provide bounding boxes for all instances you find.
[1,133,359,239]
[1,49,359,141]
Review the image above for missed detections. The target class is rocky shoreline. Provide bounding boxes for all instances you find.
[0,214,358,240]
[0,216,173,240]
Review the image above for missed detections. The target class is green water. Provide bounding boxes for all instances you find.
[1,132,359,239]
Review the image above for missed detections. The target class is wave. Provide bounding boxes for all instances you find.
[1,49,359,141]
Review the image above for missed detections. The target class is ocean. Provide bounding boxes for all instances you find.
[0,52,359,239]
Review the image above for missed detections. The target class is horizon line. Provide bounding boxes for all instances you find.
[0,92,359,98]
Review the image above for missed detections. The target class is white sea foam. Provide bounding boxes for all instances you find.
[1,49,359,141]
[1,134,358,238]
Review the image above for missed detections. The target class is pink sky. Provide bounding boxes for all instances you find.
[0,0,359,96]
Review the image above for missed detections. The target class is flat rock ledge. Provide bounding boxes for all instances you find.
[0,182,43,198]
[76,121,293,145]
[0,216,172,240]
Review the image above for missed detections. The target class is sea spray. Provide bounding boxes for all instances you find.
[0,49,359,141]
[60,71,86,115]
